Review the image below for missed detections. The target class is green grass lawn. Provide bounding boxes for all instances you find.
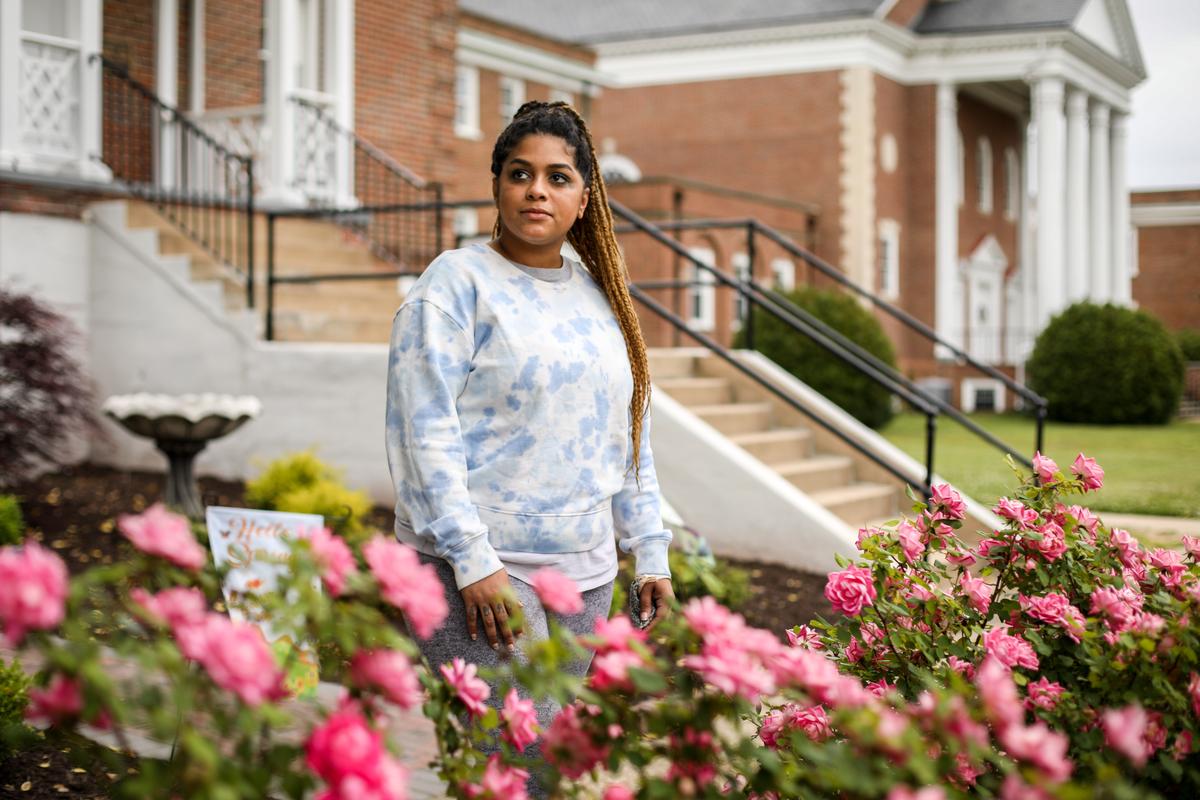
[879,413,1200,518]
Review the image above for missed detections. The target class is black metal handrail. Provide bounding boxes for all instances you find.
[615,213,1047,461]
[94,55,255,308]
[609,199,940,491]
[290,97,443,268]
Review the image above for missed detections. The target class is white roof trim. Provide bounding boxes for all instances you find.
[593,17,1141,110]
[1131,203,1200,227]
[457,28,606,96]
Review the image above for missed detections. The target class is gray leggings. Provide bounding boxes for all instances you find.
[413,553,614,797]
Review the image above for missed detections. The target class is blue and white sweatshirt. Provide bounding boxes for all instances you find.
[385,242,673,590]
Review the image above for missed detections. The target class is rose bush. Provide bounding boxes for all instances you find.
[1,452,1197,798]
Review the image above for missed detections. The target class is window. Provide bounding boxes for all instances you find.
[961,378,1006,413]
[770,258,795,292]
[686,248,717,332]
[498,76,525,121]
[730,252,751,330]
[977,137,993,214]
[453,207,487,247]
[549,88,574,106]
[877,219,900,299]
[454,66,480,139]
[1004,147,1019,220]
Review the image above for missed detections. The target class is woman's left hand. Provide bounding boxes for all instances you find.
[639,578,675,632]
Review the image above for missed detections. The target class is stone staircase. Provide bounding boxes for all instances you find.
[649,348,903,528]
[119,201,407,343]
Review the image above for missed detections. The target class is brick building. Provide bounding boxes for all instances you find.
[1,0,1187,414]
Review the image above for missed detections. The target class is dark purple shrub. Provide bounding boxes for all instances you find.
[0,285,95,487]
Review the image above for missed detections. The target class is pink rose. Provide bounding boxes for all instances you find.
[983,625,1039,671]
[1019,592,1071,625]
[887,787,946,800]
[683,646,776,703]
[930,483,966,520]
[1067,505,1100,540]
[1030,522,1067,561]
[948,656,975,679]
[945,549,977,567]
[785,624,823,650]
[602,786,635,800]
[117,503,206,570]
[530,567,583,615]
[440,657,490,718]
[1025,677,1065,711]
[1109,528,1143,569]
[1090,585,1142,631]
[958,572,993,614]
[1071,453,1104,491]
[1183,536,1200,560]
[500,688,539,751]
[994,498,1039,528]
[131,586,207,630]
[362,537,448,639]
[544,703,609,779]
[1032,451,1059,483]
[1102,704,1150,766]
[301,527,356,597]
[976,657,1024,731]
[590,614,646,654]
[306,699,409,799]
[25,673,83,726]
[1189,672,1200,718]
[351,649,422,710]
[682,595,743,639]
[895,521,925,563]
[1149,548,1186,587]
[590,649,645,692]
[1000,721,1073,782]
[197,615,286,706]
[0,542,68,645]
[824,565,877,616]
[463,753,529,800]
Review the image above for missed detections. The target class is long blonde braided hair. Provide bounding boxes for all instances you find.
[490,101,651,482]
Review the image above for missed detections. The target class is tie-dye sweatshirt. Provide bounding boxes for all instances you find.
[385,242,673,590]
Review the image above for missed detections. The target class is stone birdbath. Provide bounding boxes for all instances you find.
[102,393,261,519]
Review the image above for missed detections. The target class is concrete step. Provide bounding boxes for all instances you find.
[270,313,393,343]
[648,350,697,379]
[655,377,732,406]
[728,428,814,464]
[809,483,898,526]
[775,454,855,493]
[690,402,772,436]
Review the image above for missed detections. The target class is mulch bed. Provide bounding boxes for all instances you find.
[0,734,125,800]
[5,462,835,796]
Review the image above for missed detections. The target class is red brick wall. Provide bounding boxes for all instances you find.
[956,93,1021,270]
[590,71,842,265]
[0,183,110,219]
[885,0,930,27]
[1132,221,1200,332]
[204,0,263,109]
[355,0,457,188]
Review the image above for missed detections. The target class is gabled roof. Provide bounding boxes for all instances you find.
[457,0,884,45]
[914,0,1088,34]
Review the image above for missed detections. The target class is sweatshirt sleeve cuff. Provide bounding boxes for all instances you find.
[444,537,505,591]
[632,538,672,579]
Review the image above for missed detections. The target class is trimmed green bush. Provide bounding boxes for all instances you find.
[1027,302,1184,424]
[0,658,30,758]
[0,495,23,546]
[734,287,898,428]
[1177,328,1200,362]
[245,451,371,542]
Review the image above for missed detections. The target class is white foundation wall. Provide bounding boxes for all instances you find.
[85,207,397,503]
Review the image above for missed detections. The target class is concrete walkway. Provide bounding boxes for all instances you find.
[1102,512,1200,547]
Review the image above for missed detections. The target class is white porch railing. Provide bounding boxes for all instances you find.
[17,32,82,164]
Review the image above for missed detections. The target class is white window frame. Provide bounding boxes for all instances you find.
[730,252,751,331]
[454,65,481,139]
[686,248,717,332]
[770,258,796,292]
[549,87,573,106]
[877,218,901,300]
[961,378,1006,413]
[957,129,965,207]
[1004,146,1019,221]
[498,75,525,121]
[977,136,993,214]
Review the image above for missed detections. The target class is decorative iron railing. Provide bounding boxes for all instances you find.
[94,55,255,307]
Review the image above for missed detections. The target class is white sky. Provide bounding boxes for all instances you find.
[1127,0,1200,189]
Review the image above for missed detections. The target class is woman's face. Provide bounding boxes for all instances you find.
[492,133,590,251]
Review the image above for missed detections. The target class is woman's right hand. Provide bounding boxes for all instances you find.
[460,567,523,653]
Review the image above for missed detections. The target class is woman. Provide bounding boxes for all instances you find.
[384,100,674,788]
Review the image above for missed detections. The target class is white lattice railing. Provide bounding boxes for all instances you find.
[290,91,338,204]
[192,104,268,194]
[18,32,82,160]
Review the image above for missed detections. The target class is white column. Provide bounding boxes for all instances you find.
[327,0,355,206]
[156,0,179,188]
[1065,88,1089,302]
[935,82,961,354]
[1109,112,1132,306]
[0,2,24,169]
[263,0,303,205]
[1017,116,1036,359]
[189,0,205,113]
[1033,76,1066,328]
[1088,101,1111,303]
